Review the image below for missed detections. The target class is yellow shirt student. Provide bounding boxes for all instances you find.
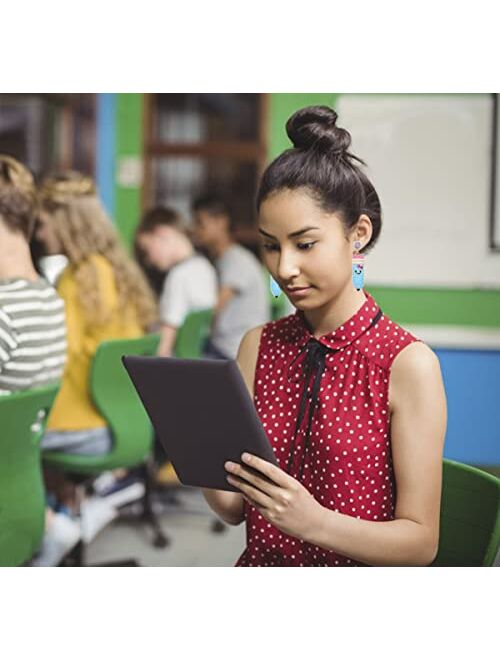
[47,254,143,431]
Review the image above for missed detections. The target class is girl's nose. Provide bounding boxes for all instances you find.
[277,253,300,281]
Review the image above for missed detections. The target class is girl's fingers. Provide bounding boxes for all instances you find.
[242,493,264,512]
[227,463,282,498]
[240,453,293,488]
[226,475,273,509]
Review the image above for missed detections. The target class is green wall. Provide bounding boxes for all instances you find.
[114,93,144,252]
[365,286,500,328]
[108,93,500,330]
[268,93,500,329]
[269,94,339,159]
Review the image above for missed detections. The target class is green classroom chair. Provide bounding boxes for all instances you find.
[0,384,59,567]
[43,334,160,474]
[432,459,500,567]
[43,333,168,562]
[173,308,214,358]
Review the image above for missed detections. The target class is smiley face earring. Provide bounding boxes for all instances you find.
[352,240,365,291]
[269,274,282,298]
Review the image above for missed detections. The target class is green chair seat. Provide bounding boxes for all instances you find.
[0,384,59,567]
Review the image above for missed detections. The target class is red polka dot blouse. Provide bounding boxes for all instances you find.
[235,291,423,567]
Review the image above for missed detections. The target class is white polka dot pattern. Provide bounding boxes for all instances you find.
[235,291,423,567]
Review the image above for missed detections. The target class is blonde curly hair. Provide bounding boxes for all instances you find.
[39,171,158,329]
[0,154,38,240]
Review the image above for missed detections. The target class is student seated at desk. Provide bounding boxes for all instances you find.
[0,154,74,565]
[135,206,217,358]
[33,172,159,560]
[36,172,158,453]
[191,193,271,360]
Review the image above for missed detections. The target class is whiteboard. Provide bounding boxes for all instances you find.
[336,94,500,287]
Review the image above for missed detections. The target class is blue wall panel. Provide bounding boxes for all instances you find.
[95,93,116,219]
[437,349,500,465]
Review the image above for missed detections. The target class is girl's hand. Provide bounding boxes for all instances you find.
[225,453,326,542]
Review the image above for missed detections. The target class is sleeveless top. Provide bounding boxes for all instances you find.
[235,291,423,567]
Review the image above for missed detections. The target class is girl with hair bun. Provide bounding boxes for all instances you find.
[204,106,448,567]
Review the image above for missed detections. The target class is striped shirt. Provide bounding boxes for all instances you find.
[0,278,67,395]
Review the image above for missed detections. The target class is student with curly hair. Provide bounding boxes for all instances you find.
[36,172,158,456]
[30,172,159,563]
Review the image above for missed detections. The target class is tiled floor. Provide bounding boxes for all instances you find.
[86,487,246,567]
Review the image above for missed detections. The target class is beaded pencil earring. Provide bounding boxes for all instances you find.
[269,274,282,298]
[352,240,365,291]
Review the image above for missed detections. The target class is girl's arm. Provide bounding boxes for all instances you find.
[157,323,177,357]
[202,324,264,526]
[306,342,447,565]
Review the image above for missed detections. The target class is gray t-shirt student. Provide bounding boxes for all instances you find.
[159,253,217,328]
[211,244,270,359]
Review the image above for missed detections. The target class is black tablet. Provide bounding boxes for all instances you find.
[122,355,278,492]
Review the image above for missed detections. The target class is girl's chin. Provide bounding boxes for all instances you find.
[289,294,316,307]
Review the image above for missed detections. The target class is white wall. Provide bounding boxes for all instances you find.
[336,94,499,288]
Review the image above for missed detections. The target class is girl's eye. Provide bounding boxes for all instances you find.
[262,242,316,252]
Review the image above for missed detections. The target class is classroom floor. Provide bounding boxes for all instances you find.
[86,487,246,567]
[86,486,500,567]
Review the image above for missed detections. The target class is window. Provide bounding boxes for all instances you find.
[143,93,268,251]
[0,93,95,177]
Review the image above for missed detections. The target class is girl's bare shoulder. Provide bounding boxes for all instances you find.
[389,340,444,413]
[236,324,266,399]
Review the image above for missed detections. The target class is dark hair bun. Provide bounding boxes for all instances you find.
[286,105,352,156]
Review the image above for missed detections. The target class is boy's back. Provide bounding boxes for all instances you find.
[0,277,66,395]
[211,243,270,359]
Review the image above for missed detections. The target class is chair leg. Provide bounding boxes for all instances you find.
[58,483,86,566]
[211,519,227,534]
[141,458,170,549]
[59,539,85,567]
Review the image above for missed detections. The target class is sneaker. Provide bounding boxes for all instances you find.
[101,481,145,508]
[92,471,119,495]
[31,512,81,567]
[80,496,118,544]
[94,471,144,499]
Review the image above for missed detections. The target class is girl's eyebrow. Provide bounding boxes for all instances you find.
[258,226,321,239]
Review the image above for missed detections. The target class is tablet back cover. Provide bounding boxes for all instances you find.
[122,355,277,491]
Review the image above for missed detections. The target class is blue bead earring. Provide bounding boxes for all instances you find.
[352,240,365,291]
[269,274,282,298]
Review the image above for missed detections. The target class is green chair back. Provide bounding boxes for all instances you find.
[432,459,500,566]
[43,334,160,475]
[174,308,213,358]
[0,384,59,566]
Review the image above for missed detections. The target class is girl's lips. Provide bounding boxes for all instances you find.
[287,287,312,298]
